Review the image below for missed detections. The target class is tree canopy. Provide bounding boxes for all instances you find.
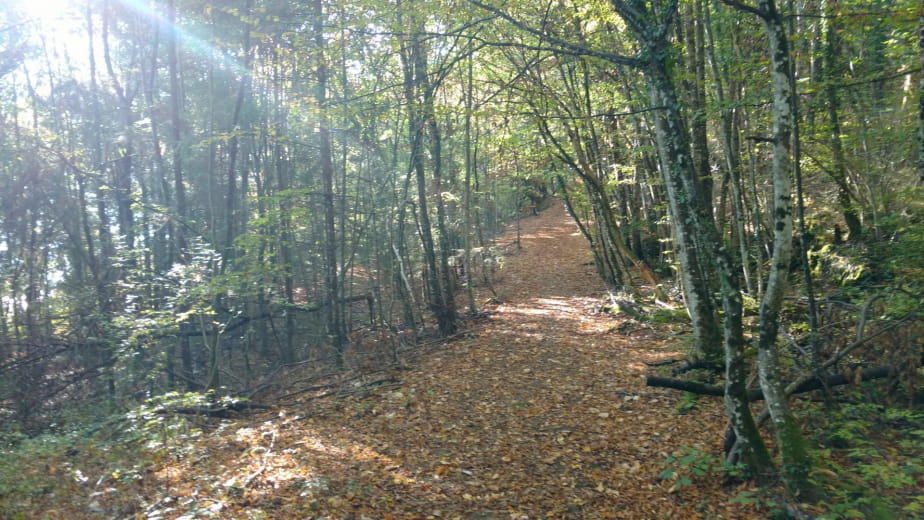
[1,0,923,516]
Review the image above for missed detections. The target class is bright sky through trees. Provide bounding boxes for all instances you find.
[0,0,922,515]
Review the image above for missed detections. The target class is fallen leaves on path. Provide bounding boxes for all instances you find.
[98,202,767,518]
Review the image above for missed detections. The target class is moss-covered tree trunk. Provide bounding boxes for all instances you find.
[646,82,723,365]
[646,63,772,474]
[753,0,815,496]
[605,0,773,473]
[917,14,924,188]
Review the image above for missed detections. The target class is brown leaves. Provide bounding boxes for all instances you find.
[24,202,766,519]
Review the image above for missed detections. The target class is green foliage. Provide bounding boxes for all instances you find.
[869,217,924,291]
[659,445,748,491]
[675,392,699,414]
[728,489,789,519]
[0,390,245,516]
[816,210,924,308]
[0,425,140,517]
[805,402,924,519]
[649,307,690,325]
[0,432,72,514]
[811,243,869,286]
[122,391,241,457]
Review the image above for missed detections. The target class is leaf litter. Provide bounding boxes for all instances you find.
[22,201,767,519]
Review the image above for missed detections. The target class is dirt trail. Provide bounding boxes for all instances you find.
[490,201,603,300]
[151,201,760,519]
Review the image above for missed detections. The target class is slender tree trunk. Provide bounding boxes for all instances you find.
[272,59,296,365]
[605,0,772,470]
[917,14,924,187]
[684,0,713,208]
[393,172,420,330]
[646,65,771,472]
[421,64,457,333]
[166,0,194,387]
[87,1,116,399]
[400,32,456,337]
[753,0,815,495]
[102,0,135,249]
[463,53,477,315]
[221,0,254,273]
[791,30,825,396]
[167,0,187,257]
[703,0,754,295]
[142,25,172,274]
[314,0,347,367]
[647,81,724,364]
[822,0,861,238]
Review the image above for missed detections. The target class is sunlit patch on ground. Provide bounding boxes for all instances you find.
[11,201,764,519]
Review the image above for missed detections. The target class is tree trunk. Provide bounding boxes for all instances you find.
[918,14,924,187]
[753,0,816,495]
[87,1,116,399]
[614,3,772,471]
[400,31,456,337]
[651,72,771,473]
[822,0,861,239]
[273,54,296,365]
[314,0,347,367]
[102,0,136,249]
[167,0,187,258]
[647,365,897,399]
[420,52,458,334]
[220,0,254,273]
[463,53,477,315]
[703,0,754,295]
[647,81,724,364]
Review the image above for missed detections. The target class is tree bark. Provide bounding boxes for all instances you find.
[220,0,254,274]
[314,0,347,367]
[420,46,458,334]
[167,0,188,258]
[101,0,137,250]
[607,0,773,474]
[918,14,924,187]
[822,0,861,239]
[463,52,477,315]
[647,365,896,400]
[400,30,456,337]
[703,0,754,294]
[753,0,815,495]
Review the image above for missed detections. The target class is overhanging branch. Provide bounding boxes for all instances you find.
[468,0,641,67]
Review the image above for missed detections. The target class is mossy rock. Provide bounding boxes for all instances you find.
[650,307,690,324]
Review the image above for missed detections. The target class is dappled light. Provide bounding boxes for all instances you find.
[145,202,741,518]
[16,201,756,519]
[2,0,923,517]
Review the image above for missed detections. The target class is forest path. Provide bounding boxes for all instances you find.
[152,200,760,519]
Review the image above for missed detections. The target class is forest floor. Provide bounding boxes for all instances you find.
[20,201,770,519]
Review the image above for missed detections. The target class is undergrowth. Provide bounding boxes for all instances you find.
[0,392,235,518]
[660,397,924,519]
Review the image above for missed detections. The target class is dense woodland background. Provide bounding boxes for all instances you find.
[1,0,923,516]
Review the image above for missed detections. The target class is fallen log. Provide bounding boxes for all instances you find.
[155,400,273,418]
[646,365,895,401]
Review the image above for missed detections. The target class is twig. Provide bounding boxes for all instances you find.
[242,428,276,488]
